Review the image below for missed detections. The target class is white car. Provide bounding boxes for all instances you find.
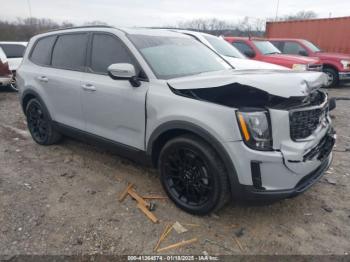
[0,42,27,91]
[172,30,289,70]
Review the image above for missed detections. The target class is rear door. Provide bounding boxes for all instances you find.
[31,33,88,130]
[81,33,149,150]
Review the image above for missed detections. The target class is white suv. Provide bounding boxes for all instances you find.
[17,26,335,215]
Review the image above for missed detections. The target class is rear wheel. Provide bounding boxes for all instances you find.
[9,76,18,91]
[158,135,230,215]
[323,67,339,88]
[26,98,62,145]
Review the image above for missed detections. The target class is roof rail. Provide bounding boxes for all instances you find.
[46,25,115,33]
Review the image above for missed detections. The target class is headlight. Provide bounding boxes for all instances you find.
[340,60,350,70]
[236,110,272,151]
[292,64,307,71]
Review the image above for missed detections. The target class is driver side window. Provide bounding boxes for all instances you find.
[89,33,136,74]
[283,42,308,56]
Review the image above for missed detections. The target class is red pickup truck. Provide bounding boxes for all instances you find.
[269,38,350,87]
[224,37,323,73]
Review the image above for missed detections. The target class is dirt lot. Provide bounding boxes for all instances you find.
[0,84,349,256]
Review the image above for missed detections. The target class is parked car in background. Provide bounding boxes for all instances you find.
[269,38,350,87]
[0,42,27,91]
[0,47,12,88]
[171,30,288,70]
[18,26,334,215]
[224,37,323,72]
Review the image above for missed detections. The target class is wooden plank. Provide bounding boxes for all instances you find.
[137,203,159,223]
[142,195,168,200]
[118,183,133,202]
[157,238,198,253]
[154,224,171,251]
[128,188,150,208]
[234,236,244,252]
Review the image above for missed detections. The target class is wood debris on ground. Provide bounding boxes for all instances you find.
[157,238,198,253]
[118,183,159,223]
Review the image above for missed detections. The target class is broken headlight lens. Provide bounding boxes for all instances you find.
[236,110,272,151]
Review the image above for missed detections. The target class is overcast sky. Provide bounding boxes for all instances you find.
[1,0,350,27]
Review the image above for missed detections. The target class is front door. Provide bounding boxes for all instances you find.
[81,33,149,150]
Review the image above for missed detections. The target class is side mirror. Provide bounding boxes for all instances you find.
[107,63,141,87]
[299,50,308,56]
[244,50,256,58]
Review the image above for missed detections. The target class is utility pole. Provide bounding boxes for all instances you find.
[27,0,33,18]
[275,0,280,21]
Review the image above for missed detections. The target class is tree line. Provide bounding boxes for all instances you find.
[0,11,317,41]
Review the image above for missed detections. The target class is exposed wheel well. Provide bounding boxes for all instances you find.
[22,94,36,114]
[150,129,194,167]
[323,64,338,73]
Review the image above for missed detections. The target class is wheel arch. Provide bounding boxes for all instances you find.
[323,63,339,72]
[147,121,241,198]
[21,89,52,119]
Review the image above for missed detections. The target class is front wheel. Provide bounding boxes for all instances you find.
[158,135,230,215]
[323,67,339,88]
[26,98,62,145]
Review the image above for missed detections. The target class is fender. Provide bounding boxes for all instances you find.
[147,120,243,199]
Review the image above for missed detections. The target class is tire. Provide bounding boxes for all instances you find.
[9,76,18,92]
[25,98,62,145]
[323,67,339,88]
[158,134,230,215]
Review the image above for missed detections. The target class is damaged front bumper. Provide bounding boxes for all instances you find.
[224,130,335,202]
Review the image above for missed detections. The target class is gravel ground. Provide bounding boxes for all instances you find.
[0,84,349,256]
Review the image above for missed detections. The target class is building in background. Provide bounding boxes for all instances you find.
[266,16,350,54]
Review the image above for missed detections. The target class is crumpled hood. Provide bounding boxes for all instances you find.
[224,56,289,70]
[168,69,327,98]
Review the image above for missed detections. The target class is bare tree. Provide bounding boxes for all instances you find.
[276,10,318,21]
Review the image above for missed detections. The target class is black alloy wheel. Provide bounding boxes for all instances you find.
[159,135,230,215]
[26,99,61,145]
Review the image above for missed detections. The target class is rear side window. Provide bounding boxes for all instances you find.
[30,36,56,65]
[89,33,134,74]
[0,44,26,58]
[52,33,88,71]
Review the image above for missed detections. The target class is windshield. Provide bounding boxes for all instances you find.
[253,40,281,55]
[203,35,246,59]
[128,34,231,79]
[302,40,321,52]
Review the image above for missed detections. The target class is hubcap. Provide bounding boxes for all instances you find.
[10,77,18,91]
[27,103,49,142]
[163,147,213,207]
[325,72,334,87]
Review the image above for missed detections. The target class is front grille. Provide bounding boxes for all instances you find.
[289,105,328,140]
[307,64,323,72]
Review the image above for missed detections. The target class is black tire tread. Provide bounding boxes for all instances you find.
[159,134,230,215]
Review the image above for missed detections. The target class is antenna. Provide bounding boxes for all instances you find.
[275,0,280,21]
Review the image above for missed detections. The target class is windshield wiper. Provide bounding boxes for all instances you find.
[265,52,280,55]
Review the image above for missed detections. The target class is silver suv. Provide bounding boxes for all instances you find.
[17,26,335,215]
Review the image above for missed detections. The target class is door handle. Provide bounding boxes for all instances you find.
[37,76,49,83]
[81,84,96,92]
